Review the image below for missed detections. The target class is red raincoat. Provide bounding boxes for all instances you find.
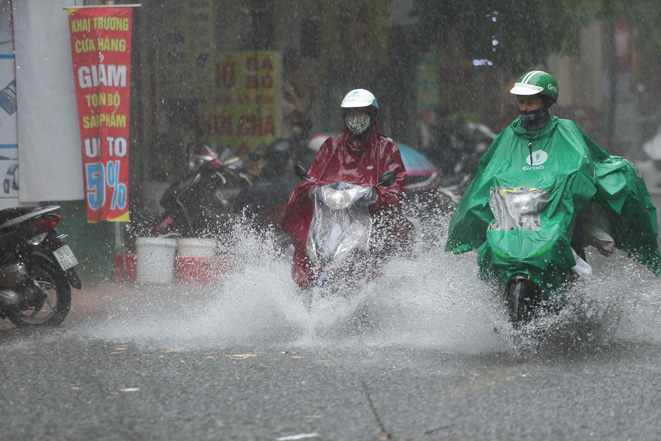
[282,125,410,289]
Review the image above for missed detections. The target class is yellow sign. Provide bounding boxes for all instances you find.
[197,51,281,161]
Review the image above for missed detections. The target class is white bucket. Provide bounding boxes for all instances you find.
[177,238,217,257]
[136,237,177,284]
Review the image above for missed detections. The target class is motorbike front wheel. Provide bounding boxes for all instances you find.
[506,274,544,329]
[6,256,72,327]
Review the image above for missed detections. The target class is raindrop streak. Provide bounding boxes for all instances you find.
[74,215,661,356]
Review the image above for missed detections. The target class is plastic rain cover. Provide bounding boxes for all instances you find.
[306,182,377,265]
[489,187,548,231]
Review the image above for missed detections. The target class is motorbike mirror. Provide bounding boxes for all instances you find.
[293,165,308,180]
[377,170,397,187]
[187,143,219,171]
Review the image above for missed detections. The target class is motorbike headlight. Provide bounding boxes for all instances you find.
[322,186,353,210]
[28,232,48,246]
[188,156,204,171]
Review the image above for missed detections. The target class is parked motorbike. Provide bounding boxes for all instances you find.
[0,205,81,327]
[232,139,303,249]
[422,120,497,196]
[151,142,253,238]
[294,165,397,289]
[397,141,460,230]
[637,126,661,190]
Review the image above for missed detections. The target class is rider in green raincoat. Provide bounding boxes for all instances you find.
[446,70,661,300]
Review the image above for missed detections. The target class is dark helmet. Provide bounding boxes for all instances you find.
[265,139,293,161]
[262,139,294,176]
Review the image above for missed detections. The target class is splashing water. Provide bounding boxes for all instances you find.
[76,216,661,355]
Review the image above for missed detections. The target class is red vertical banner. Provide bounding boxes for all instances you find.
[68,7,132,222]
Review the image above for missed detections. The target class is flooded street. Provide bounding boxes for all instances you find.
[2,225,661,440]
[4,1,661,439]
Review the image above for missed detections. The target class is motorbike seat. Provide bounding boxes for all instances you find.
[0,206,60,229]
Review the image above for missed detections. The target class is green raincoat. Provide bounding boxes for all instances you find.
[445,114,661,298]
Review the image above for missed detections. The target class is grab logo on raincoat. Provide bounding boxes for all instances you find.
[523,150,548,170]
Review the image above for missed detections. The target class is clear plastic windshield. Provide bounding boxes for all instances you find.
[489,186,548,231]
[306,182,377,265]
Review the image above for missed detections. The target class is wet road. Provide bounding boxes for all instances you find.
[2,243,661,440]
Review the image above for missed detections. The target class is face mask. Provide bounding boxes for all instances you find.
[345,114,371,136]
[520,107,550,131]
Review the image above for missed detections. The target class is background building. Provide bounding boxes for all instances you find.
[7,0,661,281]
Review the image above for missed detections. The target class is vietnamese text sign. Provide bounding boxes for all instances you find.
[68,7,132,222]
[197,51,281,166]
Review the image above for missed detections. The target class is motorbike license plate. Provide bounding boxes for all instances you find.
[53,245,78,270]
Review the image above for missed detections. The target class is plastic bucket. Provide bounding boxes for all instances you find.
[177,256,233,284]
[136,237,177,284]
[177,238,217,257]
[115,253,137,283]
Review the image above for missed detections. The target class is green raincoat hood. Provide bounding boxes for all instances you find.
[446,115,661,296]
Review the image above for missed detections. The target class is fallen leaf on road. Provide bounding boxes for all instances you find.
[305,415,322,419]
[226,353,257,360]
[118,388,139,392]
[276,433,319,441]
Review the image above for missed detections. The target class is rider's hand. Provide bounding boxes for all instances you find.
[452,244,472,255]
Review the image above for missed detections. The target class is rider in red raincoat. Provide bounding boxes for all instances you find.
[282,89,411,289]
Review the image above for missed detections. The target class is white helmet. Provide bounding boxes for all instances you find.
[341,89,378,111]
[307,133,330,153]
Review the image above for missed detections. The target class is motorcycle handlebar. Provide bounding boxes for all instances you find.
[377,170,397,187]
[294,166,397,187]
